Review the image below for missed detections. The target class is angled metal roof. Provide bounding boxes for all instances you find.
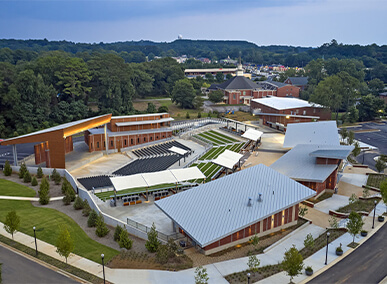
[251,97,323,110]
[309,149,354,160]
[241,128,263,141]
[283,121,340,148]
[115,117,174,127]
[215,76,261,90]
[112,113,168,119]
[155,164,315,247]
[286,77,309,86]
[270,144,353,183]
[264,80,288,88]
[212,149,243,169]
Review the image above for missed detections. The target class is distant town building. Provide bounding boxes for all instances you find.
[250,97,331,130]
[379,92,387,104]
[184,68,237,78]
[284,77,309,91]
[219,56,238,65]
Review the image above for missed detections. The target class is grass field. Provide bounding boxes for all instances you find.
[0,179,37,197]
[0,199,119,263]
[199,142,244,161]
[95,183,177,201]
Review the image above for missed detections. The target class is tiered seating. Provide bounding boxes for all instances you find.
[133,140,192,158]
[113,155,181,176]
[78,175,113,191]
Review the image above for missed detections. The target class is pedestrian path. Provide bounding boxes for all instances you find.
[339,173,368,187]
[0,196,63,201]
[314,194,348,214]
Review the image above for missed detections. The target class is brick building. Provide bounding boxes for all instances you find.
[270,144,353,196]
[284,77,309,91]
[155,164,315,255]
[207,65,300,105]
[250,97,331,130]
[85,113,173,152]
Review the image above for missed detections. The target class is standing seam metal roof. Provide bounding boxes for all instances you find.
[155,164,315,247]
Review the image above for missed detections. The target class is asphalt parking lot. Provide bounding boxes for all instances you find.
[351,121,387,154]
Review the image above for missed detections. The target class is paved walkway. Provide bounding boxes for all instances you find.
[0,196,63,201]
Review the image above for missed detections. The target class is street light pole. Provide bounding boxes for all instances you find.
[372,200,377,229]
[101,253,105,284]
[33,226,38,256]
[325,232,330,265]
[247,272,251,284]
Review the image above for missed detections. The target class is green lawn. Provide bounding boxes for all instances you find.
[197,133,223,146]
[0,179,36,197]
[366,174,387,188]
[0,200,119,263]
[202,132,231,144]
[208,130,237,143]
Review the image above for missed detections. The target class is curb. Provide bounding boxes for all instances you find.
[0,241,91,284]
[300,218,387,284]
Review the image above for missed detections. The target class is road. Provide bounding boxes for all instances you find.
[309,222,387,284]
[0,245,79,283]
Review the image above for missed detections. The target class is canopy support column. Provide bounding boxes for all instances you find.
[104,124,108,155]
[12,144,18,166]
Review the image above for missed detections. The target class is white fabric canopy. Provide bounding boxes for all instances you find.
[168,146,188,155]
[241,128,263,141]
[110,167,205,191]
[170,167,205,182]
[212,149,243,169]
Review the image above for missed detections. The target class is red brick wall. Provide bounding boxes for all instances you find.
[276,86,300,98]
[294,204,299,221]
[34,142,49,165]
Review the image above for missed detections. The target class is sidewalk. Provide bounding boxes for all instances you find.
[0,196,63,201]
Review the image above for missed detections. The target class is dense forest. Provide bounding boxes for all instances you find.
[0,38,386,139]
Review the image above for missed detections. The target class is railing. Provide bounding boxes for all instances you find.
[126,218,184,242]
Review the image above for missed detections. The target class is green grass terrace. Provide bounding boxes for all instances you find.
[366,173,387,188]
[194,130,238,146]
[199,142,244,161]
[0,179,37,197]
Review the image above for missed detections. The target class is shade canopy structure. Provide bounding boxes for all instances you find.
[168,146,188,156]
[110,167,205,192]
[0,114,112,169]
[212,149,243,169]
[283,121,340,148]
[241,128,263,141]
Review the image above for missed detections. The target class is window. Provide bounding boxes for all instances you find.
[144,137,146,142]
[303,110,306,115]
[91,142,93,149]
[156,136,159,139]
[103,141,105,148]
[97,142,99,148]
[110,141,113,147]
[150,136,153,141]
[243,91,246,96]
[233,94,236,100]
[137,138,140,143]
[131,139,134,145]
[124,139,127,146]
[160,115,163,118]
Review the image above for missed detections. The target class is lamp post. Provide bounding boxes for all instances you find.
[101,253,105,284]
[325,232,330,265]
[33,226,38,256]
[372,200,377,229]
[247,272,251,284]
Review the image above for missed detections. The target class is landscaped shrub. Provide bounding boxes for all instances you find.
[62,194,72,205]
[23,171,32,183]
[73,196,84,210]
[18,163,27,179]
[36,166,43,178]
[114,225,124,242]
[145,223,160,252]
[118,230,133,250]
[87,210,99,227]
[31,176,38,186]
[61,180,75,201]
[95,214,109,237]
[51,169,61,185]
[38,177,50,205]
[82,200,91,216]
[3,160,12,176]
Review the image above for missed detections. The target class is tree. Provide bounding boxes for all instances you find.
[380,180,387,213]
[158,105,169,113]
[95,214,109,237]
[146,102,157,113]
[23,170,31,183]
[118,230,133,250]
[197,112,202,118]
[249,234,260,250]
[38,177,50,205]
[349,193,358,211]
[247,255,260,272]
[36,166,43,178]
[347,106,359,123]
[87,209,99,227]
[348,131,355,146]
[171,79,196,109]
[346,211,364,244]
[155,244,169,264]
[298,206,308,217]
[18,163,27,179]
[51,169,61,185]
[358,94,384,122]
[31,176,38,186]
[340,128,348,143]
[352,142,361,158]
[375,157,386,173]
[368,78,385,96]
[215,72,224,82]
[328,216,339,229]
[282,245,304,283]
[82,200,91,217]
[145,223,160,252]
[4,210,20,239]
[73,196,84,210]
[193,96,204,110]
[204,73,214,82]
[114,225,124,242]
[194,266,209,284]
[208,90,224,103]
[303,233,314,250]
[3,160,12,176]
[56,225,74,263]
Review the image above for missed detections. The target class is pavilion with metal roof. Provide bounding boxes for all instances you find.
[0,114,112,168]
[155,164,315,254]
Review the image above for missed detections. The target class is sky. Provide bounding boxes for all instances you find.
[1,0,387,47]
